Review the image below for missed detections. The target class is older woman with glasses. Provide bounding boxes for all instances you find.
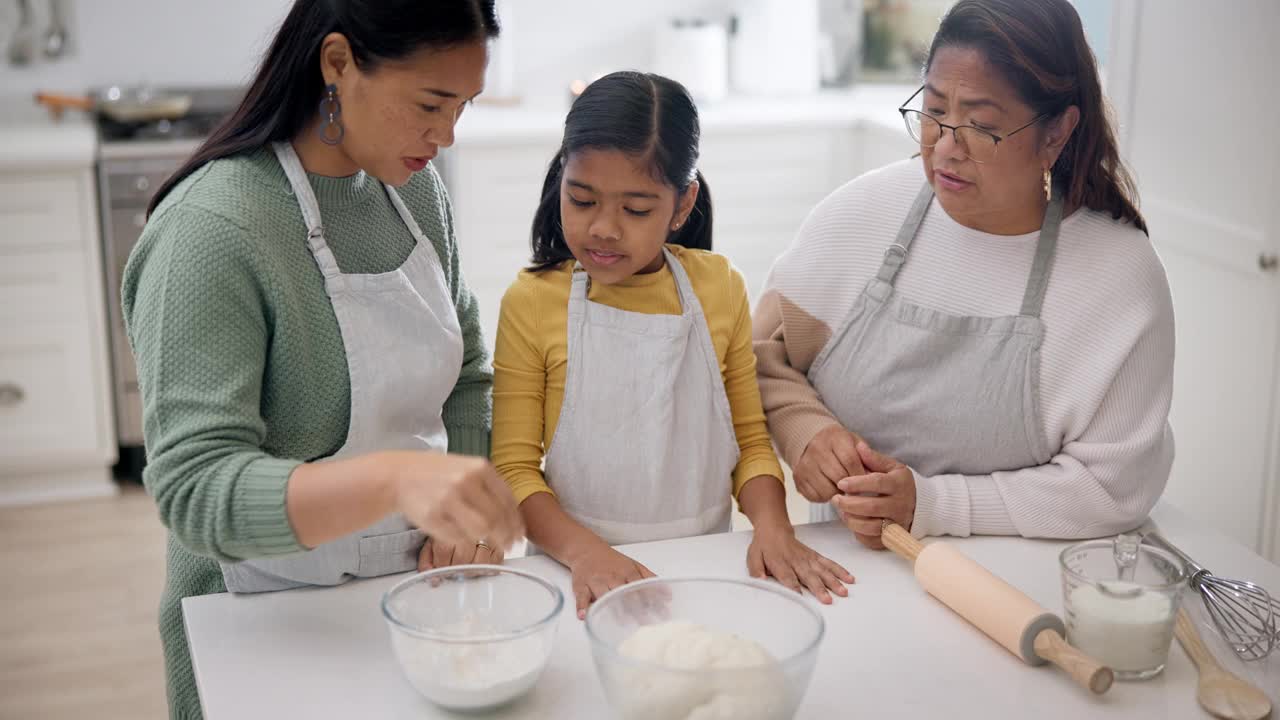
[753,0,1175,548]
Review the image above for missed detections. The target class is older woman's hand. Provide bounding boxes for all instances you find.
[830,442,917,550]
[793,425,866,503]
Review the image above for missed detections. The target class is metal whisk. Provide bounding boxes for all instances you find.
[1144,531,1280,661]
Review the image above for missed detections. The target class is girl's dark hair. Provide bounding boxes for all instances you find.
[147,0,499,216]
[928,0,1147,233]
[529,71,712,271]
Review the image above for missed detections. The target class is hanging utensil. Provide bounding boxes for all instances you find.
[1174,608,1272,720]
[1144,531,1280,661]
[8,0,36,66]
[43,0,67,60]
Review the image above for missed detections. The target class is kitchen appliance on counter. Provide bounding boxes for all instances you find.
[652,17,730,102]
[94,85,243,473]
[729,0,821,96]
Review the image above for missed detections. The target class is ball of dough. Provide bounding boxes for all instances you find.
[611,621,789,720]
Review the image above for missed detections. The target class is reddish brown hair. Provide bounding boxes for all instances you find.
[928,0,1146,233]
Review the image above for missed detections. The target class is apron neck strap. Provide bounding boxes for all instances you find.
[661,246,699,317]
[876,182,934,285]
[1018,189,1065,318]
[570,246,698,316]
[272,141,342,279]
[569,264,590,304]
[876,181,1064,319]
[383,184,432,250]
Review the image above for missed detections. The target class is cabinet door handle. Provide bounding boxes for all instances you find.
[0,383,24,407]
[1261,254,1279,272]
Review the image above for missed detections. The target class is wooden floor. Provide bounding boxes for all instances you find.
[0,483,169,720]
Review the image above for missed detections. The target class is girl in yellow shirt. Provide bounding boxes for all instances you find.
[437,71,852,618]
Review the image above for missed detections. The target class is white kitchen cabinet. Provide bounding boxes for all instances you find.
[0,175,86,253]
[0,167,117,505]
[700,127,857,304]
[708,123,918,305]
[442,138,560,351]
[858,120,922,177]
[0,320,100,455]
[1108,0,1280,561]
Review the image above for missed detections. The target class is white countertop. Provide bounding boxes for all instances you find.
[455,84,916,144]
[0,84,916,169]
[0,95,97,172]
[184,501,1280,719]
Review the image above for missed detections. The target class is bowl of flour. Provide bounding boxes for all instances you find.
[585,577,825,720]
[381,565,564,711]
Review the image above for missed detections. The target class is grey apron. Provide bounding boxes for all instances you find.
[541,247,740,546]
[219,142,464,592]
[808,182,1062,523]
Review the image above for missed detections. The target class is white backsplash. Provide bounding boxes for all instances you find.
[0,0,292,93]
[1,0,737,98]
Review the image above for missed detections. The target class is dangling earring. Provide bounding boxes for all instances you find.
[318,84,344,146]
[1042,167,1052,202]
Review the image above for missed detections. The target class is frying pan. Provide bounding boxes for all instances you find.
[34,87,193,124]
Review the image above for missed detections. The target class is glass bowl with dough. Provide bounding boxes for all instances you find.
[381,565,564,711]
[585,577,825,720]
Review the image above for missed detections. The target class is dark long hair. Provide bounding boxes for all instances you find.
[529,71,712,271]
[928,0,1147,234]
[146,0,499,217]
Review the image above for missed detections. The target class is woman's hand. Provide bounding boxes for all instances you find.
[418,538,506,571]
[793,426,866,503]
[388,452,524,552]
[747,521,853,604]
[830,442,917,550]
[285,451,523,551]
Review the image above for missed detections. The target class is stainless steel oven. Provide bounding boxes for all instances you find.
[94,87,241,454]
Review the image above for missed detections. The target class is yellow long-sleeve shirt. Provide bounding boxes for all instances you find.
[493,245,784,505]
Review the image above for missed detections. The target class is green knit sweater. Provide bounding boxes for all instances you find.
[122,147,492,720]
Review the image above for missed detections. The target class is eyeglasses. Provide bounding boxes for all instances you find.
[897,85,1045,164]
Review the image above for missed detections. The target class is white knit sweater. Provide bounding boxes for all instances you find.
[753,158,1175,539]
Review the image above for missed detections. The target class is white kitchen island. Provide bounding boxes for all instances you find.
[184,502,1280,719]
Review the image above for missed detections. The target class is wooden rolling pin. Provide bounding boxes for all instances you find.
[882,522,1114,694]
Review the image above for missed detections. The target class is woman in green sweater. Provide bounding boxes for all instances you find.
[122,1,524,717]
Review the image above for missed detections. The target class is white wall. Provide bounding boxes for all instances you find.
[501,0,729,101]
[3,0,1117,101]
[0,0,728,99]
[0,0,291,93]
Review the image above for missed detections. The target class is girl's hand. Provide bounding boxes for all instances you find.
[568,543,657,620]
[747,521,854,604]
